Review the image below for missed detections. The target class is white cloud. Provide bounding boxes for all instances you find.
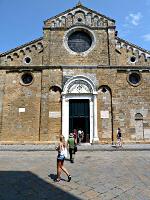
[125,12,142,26]
[142,34,150,41]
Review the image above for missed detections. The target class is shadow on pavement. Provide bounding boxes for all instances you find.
[48,173,57,181]
[48,174,66,182]
[0,171,81,200]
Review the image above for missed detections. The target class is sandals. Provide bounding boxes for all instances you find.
[68,175,71,182]
[54,175,71,182]
[54,178,60,182]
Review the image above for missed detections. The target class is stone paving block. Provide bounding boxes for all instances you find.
[110,187,124,196]
[67,182,80,190]
[103,182,116,190]
[75,185,92,193]
[117,192,134,200]
[141,189,150,198]
[134,192,150,200]
[116,183,135,192]
[99,191,117,200]
[93,185,109,194]
[81,189,99,199]
[67,189,82,196]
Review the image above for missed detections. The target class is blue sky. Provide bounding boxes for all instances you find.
[0,0,150,53]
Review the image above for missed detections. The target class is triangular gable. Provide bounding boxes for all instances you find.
[44,3,115,28]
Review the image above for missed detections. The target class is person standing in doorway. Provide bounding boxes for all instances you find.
[73,129,78,144]
[116,128,122,147]
[78,129,84,145]
[55,135,71,182]
[68,133,76,163]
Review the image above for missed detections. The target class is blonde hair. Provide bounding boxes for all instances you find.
[60,135,66,147]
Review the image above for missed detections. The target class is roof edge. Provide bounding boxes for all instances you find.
[116,37,150,55]
[0,37,43,57]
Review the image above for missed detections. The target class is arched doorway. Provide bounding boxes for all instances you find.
[62,75,99,143]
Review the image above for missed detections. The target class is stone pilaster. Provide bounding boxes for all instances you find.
[39,70,50,141]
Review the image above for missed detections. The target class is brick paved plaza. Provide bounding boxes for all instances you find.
[0,150,150,200]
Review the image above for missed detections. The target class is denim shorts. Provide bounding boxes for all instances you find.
[57,154,65,161]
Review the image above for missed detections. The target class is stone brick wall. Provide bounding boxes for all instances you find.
[0,72,41,141]
[112,71,150,142]
[0,38,44,67]
[39,69,62,142]
[46,29,110,66]
[116,48,150,66]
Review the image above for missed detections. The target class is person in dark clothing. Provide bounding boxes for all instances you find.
[67,133,76,163]
[73,129,78,144]
[116,128,122,147]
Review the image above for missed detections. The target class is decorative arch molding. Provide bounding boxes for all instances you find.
[98,85,112,94]
[134,113,144,140]
[49,85,62,104]
[74,10,86,24]
[62,75,97,95]
[135,113,143,120]
[62,75,99,143]
[50,85,62,93]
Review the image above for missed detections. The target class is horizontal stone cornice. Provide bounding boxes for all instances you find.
[43,25,116,31]
[0,65,150,71]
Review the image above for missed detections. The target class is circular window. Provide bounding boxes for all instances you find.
[68,31,92,53]
[78,18,82,22]
[130,56,136,63]
[21,73,33,85]
[24,57,31,64]
[128,72,141,86]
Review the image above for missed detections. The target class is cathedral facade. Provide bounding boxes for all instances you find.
[0,3,150,144]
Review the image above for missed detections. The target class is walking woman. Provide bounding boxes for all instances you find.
[55,135,71,182]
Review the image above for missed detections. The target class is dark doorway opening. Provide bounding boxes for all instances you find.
[69,99,90,143]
